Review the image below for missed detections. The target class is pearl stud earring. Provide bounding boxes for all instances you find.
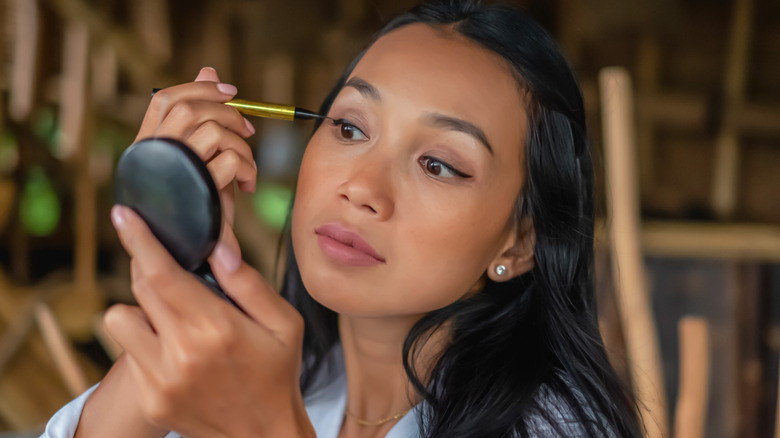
[495,265,506,276]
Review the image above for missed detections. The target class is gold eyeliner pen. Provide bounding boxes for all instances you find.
[151,88,330,122]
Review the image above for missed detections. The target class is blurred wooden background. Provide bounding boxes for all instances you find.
[0,0,779,436]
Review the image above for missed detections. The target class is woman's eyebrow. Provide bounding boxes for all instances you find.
[343,77,493,155]
[345,76,381,101]
[422,113,494,155]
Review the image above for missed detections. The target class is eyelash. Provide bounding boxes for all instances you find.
[419,156,472,179]
[330,118,472,180]
[331,118,368,141]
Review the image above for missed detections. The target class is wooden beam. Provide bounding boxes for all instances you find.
[641,221,780,262]
[582,83,780,136]
[599,67,668,438]
[596,220,780,262]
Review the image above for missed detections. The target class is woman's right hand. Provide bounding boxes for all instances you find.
[75,68,257,437]
[136,67,257,261]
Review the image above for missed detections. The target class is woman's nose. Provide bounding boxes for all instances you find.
[336,151,395,221]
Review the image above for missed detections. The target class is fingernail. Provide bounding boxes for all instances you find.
[111,205,126,229]
[214,242,241,273]
[244,118,256,135]
[217,83,237,95]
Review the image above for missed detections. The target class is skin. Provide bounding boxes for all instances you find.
[74,23,534,438]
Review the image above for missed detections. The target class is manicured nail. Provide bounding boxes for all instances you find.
[217,83,237,95]
[111,205,126,229]
[214,242,241,273]
[244,118,255,135]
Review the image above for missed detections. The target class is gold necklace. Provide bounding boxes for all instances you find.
[344,406,411,426]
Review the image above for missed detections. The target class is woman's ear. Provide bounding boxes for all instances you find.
[486,217,535,282]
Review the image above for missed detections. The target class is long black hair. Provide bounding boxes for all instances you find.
[280,1,644,436]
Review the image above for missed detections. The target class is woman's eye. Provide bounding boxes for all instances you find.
[419,156,472,179]
[331,119,368,141]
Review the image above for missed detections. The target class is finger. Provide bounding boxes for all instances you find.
[112,205,182,277]
[206,149,257,193]
[104,304,161,364]
[187,120,257,185]
[122,353,174,430]
[211,250,301,338]
[194,66,220,82]
[130,258,185,328]
[155,99,254,140]
[136,81,239,141]
[221,183,236,227]
[112,205,225,322]
[215,224,241,271]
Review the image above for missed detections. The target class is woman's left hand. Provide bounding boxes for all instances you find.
[104,205,314,438]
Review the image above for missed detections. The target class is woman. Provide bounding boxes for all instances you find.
[45,1,643,436]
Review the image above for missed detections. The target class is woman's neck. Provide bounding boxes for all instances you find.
[337,314,444,437]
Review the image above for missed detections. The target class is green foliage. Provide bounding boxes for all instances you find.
[20,166,61,236]
[0,131,18,174]
[252,182,293,231]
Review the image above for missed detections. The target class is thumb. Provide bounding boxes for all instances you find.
[195,66,220,83]
[211,229,242,273]
[211,250,295,332]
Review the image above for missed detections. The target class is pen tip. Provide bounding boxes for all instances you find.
[294,108,328,121]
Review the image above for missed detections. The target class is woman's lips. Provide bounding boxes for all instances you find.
[314,223,385,267]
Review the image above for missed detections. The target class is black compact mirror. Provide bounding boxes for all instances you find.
[115,137,241,310]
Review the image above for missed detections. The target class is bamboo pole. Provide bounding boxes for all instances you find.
[0,275,78,428]
[34,302,89,396]
[711,0,753,219]
[0,272,52,375]
[674,316,711,438]
[8,0,38,123]
[131,0,171,64]
[58,20,89,159]
[0,0,5,134]
[774,363,780,438]
[599,67,668,438]
[202,2,232,80]
[635,35,661,203]
[57,18,103,339]
[50,0,162,83]
[91,42,118,105]
[0,298,38,375]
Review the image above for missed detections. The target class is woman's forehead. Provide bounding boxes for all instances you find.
[347,23,527,156]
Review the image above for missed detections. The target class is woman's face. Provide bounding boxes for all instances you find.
[291,24,528,318]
